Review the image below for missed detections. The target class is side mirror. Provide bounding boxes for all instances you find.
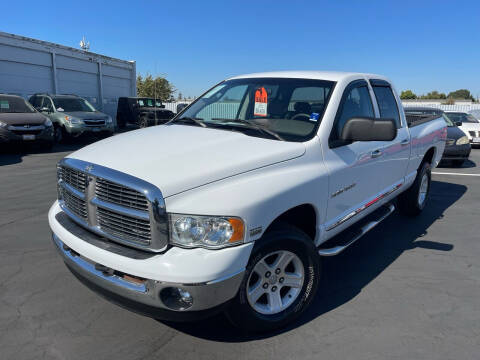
[455,121,462,126]
[341,117,396,142]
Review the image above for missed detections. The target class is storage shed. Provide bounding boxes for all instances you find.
[0,31,136,119]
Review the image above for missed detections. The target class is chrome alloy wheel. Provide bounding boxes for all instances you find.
[246,250,305,315]
[418,172,429,206]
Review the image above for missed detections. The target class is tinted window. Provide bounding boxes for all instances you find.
[177,78,335,142]
[333,85,374,140]
[373,86,401,127]
[0,96,36,113]
[42,97,54,111]
[446,112,479,123]
[29,96,41,108]
[51,97,96,112]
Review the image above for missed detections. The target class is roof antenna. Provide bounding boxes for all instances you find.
[79,36,90,51]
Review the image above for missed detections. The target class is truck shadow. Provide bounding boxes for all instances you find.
[162,180,466,341]
[0,136,107,166]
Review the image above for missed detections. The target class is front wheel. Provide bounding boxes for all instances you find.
[397,161,431,217]
[225,224,320,332]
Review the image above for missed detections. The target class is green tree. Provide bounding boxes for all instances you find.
[136,74,176,101]
[420,91,446,99]
[447,89,474,100]
[400,90,417,99]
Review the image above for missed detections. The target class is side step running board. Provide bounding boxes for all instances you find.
[318,203,395,256]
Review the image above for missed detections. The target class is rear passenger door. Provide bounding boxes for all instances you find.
[370,80,411,190]
[323,80,387,235]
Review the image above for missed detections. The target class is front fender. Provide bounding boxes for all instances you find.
[164,140,328,245]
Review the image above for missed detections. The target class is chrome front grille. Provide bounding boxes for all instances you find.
[96,178,148,211]
[61,187,87,220]
[97,207,151,245]
[57,159,168,252]
[59,166,87,192]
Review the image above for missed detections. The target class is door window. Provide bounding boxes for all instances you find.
[372,86,401,128]
[42,97,54,112]
[332,85,374,142]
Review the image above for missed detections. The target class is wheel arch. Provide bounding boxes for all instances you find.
[263,203,317,242]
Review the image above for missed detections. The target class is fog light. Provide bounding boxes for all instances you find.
[160,287,193,311]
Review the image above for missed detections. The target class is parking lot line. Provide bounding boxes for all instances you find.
[432,172,480,177]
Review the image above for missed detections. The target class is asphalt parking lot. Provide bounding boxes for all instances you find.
[1,140,479,360]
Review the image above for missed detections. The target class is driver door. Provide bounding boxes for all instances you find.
[323,80,387,236]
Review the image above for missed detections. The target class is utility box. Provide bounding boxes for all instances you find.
[0,31,136,120]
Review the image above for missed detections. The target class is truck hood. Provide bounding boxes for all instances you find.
[68,124,306,197]
[0,112,47,125]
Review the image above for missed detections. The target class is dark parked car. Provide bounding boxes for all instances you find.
[116,97,175,128]
[404,107,471,166]
[0,94,54,149]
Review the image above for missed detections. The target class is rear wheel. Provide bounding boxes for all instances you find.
[225,224,320,332]
[138,116,149,128]
[397,161,431,216]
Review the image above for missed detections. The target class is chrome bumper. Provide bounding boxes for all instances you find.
[52,233,244,314]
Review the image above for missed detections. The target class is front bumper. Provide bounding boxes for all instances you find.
[442,144,471,160]
[49,202,252,320]
[66,123,114,135]
[0,125,54,143]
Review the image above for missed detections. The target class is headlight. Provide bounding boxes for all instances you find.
[64,115,83,125]
[44,118,53,127]
[456,136,469,145]
[0,121,7,128]
[106,116,113,124]
[169,214,245,249]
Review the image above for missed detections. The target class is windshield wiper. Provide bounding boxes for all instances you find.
[212,118,285,141]
[174,116,207,128]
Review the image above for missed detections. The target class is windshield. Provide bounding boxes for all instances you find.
[446,112,479,123]
[442,114,454,126]
[0,96,36,113]
[52,97,96,112]
[137,99,163,107]
[172,78,335,142]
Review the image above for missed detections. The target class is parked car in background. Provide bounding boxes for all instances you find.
[116,97,175,128]
[29,94,114,143]
[404,107,471,166]
[444,111,480,146]
[468,109,480,121]
[0,94,54,149]
[50,71,446,331]
[176,103,189,113]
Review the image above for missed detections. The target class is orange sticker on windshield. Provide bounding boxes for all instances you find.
[254,87,268,117]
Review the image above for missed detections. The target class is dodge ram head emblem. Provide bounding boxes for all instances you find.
[85,164,94,172]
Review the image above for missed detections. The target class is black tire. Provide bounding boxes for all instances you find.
[452,159,465,167]
[54,125,68,143]
[397,161,431,217]
[225,223,320,332]
[138,116,149,128]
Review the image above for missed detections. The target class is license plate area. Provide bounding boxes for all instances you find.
[23,134,35,140]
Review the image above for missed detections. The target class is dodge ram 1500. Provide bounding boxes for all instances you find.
[49,71,446,331]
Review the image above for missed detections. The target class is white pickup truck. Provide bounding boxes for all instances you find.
[49,71,446,331]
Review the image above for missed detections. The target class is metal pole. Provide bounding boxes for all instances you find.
[98,60,104,111]
[51,51,58,94]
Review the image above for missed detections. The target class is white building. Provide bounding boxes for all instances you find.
[0,31,136,119]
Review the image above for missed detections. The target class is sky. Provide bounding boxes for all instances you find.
[2,0,480,98]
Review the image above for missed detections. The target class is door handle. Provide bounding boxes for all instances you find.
[371,149,383,158]
[400,138,410,146]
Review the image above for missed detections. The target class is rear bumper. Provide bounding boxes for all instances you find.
[0,125,54,143]
[442,144,471,160]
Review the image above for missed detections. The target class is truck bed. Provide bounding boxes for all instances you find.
[406,113,442,128]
